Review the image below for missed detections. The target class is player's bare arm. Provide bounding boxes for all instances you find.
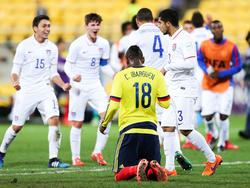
[11,73,21,91]
[52,75,71,91]
[160,68,167,75]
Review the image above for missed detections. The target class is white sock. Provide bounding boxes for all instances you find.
[187,130,216,163]
[48,126,60,159]
[174,129,181,153]
[204,118,218,138]
[157,122,164,146]
[0,126,18,153]
[70,126,82,161]
[163,131,176,171]
[225,119,230,141]
[93,122,111,154]
[217,119,229,147]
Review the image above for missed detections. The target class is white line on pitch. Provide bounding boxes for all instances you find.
[0,161,249,176]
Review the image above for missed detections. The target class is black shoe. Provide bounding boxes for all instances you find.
[208,137,217,150]
[239,130,250,139]
[217,145,225,152]
[175,151,192,170]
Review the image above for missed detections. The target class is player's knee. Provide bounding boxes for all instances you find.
[12,125,22,133]
[180,130,192,136]
[48,116,59,125]
[162,126,175,132]
[220,114,228,121]
[204,114,214,121]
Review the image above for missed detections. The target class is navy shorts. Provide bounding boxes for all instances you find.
[113,121,161,173]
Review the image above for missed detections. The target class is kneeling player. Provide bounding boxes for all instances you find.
[99,45,170,181]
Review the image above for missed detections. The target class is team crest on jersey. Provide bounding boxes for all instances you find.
[172,44,176,51]
[46,49,51,55]
[71,112,76,117]
[99,48,103,54]
[14,115,18,121]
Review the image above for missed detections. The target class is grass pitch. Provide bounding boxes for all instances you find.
[0,115,249,187]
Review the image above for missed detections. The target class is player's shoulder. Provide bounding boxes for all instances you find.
[69,35,85,47]
[224,39,236,47]
[17,35,33,48]
[97,36,109,45]
[47,40,58,51]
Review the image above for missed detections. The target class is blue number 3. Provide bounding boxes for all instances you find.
[178,110,183,122]
[153,35,163,58]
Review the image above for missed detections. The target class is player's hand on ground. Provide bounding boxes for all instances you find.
[73,75,81,82]
[13,81,21,90]
[62,83,71,91]
[209,71,219,79]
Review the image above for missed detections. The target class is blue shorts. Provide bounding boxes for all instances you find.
[113,121,161,173]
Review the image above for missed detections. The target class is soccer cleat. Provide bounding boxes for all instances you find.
[175,151,192,170]
[164,168,177,176]
[149,160,168,182]
[0,152,5,168]
[217,145,225,152]
[72,157,84,166]
[91,153,107,166]
[208,137,217,150]
[202,155,222,176]
[137,159,148,182]
[181,142,194,149]
[48,158,70,168]
[206,133,212,143]
[239,130,250,139]
[225,141,239,150]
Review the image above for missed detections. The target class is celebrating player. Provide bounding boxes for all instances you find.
[0,15,71,168]
[64,13,115,166]
[198,20,242,152]
[99,45,170,182]
[158,9,222,176]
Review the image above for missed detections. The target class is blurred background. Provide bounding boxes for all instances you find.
[0,0,249,124]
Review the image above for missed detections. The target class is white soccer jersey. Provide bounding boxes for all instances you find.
[13,35,58,94]
[164,27,198,97]
[128,23,168,70]
[66,34,110,87]
[118,34,131,54]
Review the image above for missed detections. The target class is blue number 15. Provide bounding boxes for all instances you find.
[153,35,163,58]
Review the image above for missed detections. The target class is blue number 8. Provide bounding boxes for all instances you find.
[91,58,96,66]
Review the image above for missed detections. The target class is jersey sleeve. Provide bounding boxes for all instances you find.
[197,44,208,74]
[102,73,122,127]
[50,45,58,65]
[218,44,242,78]
[66,42,78,63]
[13,43,24,65]
[156,72,170,109]
[182,39,197,60]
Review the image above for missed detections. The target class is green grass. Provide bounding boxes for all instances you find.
[0,115,249,187]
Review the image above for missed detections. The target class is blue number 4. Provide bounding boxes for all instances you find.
[153,35,163,58]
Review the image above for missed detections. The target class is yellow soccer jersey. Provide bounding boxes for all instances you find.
[102,66,170,133]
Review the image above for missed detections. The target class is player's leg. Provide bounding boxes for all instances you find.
[155,104,164,146]
[38,93,69,168]
[218,87,238,150]
[0,93,36,168]
[161,104,178,176]
[68,87,87,166]
[89,86,109,165]
[179,97,222,176]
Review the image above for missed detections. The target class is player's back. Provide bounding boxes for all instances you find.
[115,66,169,131]
[191,27,213,50]
[129,23,168,70]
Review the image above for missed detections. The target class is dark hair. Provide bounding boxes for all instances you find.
[126,45,143,63]
[121,21,132,35]
[246,31,250,42]
[191,11,204,28]
[85,13,102,25]
[32,15,50,27]
[131,15,138,30]
[136,8,153,22]
[56,37,65,45]
[159,9,179,27]
[211,20,222,26]
[183,20,192,25]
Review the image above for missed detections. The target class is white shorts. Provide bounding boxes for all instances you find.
[161,96,196,130]
[68,84,108,121]
[201,87,233,116]
[12,90,59,126]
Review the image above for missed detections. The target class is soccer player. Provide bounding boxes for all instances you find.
[99,45,170,182]
[64,13,115,166]
[128,8,192,171]
[0,15,71,168]
[198,20,242,152]
[182,11,214,150]
[183,20,194,33]
[158,9,222,176]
